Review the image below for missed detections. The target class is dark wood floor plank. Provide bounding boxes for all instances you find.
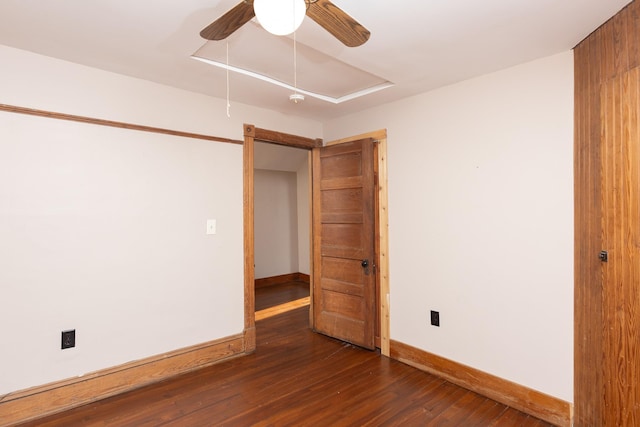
[180,345,378,424]
[526,417,557,427]
[240,357,432,426]
[18,283,554,427]
[255,280,309,310]
[462,399,508,426]
[359,374,448,426]
[489,406,537,426]
[384,381,469,425]
[423,389,493,426]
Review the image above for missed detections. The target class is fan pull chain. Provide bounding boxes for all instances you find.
[288,2,304,104]
[226,42,231,118]
[293,30,298,94]
[294,0,298,96]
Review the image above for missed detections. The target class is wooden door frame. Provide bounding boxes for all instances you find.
[242,124,390,357]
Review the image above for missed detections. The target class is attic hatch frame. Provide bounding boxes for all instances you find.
[242,124,390,357]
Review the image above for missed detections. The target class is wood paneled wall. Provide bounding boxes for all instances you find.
[574,2,640,425]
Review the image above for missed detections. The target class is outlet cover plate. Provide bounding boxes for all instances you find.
[430,310,440,327]
[61,329,76,349]
[206,219,216,235]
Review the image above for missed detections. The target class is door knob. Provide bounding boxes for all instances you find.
[361,259,370,276]
[599,250,608,262]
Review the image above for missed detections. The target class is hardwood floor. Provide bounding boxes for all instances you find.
[255,280,309,311]
[18,282,554,426]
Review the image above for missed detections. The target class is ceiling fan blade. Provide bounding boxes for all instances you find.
[306,0,370,47]
[200,0,255,40]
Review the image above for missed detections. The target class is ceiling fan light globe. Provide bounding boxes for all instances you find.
[254,0,306,36]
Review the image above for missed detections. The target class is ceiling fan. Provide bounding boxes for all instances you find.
[200,0,370,47]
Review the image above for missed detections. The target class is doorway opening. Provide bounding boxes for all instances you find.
[242,124,390,356]
[253,141,311,321]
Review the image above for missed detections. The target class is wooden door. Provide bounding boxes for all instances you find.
[574,3,640,424]
[312,138,376,350]
[599,68,640,427]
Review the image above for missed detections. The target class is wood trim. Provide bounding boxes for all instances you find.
[311,145,323,331]
[255,296,311,321]
[326,129,388,147]
[390,340,572,427]
[252,126,322,149]
[308,152,315,328]
[377,133,390,357]
[0,103,243,144]
[243,124,322,348]
[374,141,381,349]
[255,272,311,288]
[0,334,245,426]
[298,273,310,283]
[243,125,256,353]
[324,130,390,357]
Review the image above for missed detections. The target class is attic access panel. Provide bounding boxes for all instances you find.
[192,22,393,104]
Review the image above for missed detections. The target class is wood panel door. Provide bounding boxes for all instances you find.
[598,68,640,427]
[574,3,640,425]
[312,138,376,350]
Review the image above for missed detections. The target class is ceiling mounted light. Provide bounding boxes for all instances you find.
[289,93,305,103]
[253,0,306,36]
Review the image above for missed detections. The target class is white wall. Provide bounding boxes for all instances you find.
[0,113,244,393]
[254,169,299,278]
[253,142,310,277]
[0,45,322,395]
[0,42,574,403]
[323,52,574,402]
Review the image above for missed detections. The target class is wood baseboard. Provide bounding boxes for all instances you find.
[0,334,246,426]
[255,272,310,288]
[390,340,572,427]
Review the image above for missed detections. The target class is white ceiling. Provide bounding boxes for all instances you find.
[0,0,631,122]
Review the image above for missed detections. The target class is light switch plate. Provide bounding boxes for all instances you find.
[206,219,216,235]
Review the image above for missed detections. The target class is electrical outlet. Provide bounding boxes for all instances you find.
[61,329,76,349]
[430,310,440,327]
